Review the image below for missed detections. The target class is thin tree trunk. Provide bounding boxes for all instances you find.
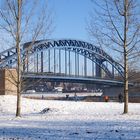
[124,51,129,113]
[123,0,129,114]
[16,0,21,117]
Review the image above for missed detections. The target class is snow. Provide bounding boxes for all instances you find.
[0,95,140,140]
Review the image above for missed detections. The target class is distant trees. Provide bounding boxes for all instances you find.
[87,0,140,113]
[0,0,53,117]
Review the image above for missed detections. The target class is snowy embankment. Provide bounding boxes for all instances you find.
[0,95,140,140]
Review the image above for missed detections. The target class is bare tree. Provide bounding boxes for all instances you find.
[0,0,53,117]
[87,0,140,113]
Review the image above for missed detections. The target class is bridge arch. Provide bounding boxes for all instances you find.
[23,39,124,78]
[0,39,124,80]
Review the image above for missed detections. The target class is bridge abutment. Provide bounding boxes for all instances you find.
[0,69,17,95]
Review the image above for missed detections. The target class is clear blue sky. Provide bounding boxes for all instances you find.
[49,0,93,41]
[0,0,93,50]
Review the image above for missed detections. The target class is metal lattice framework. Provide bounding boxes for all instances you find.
[0,39,124,79]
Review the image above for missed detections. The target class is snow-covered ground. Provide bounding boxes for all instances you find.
[0,95,140,140]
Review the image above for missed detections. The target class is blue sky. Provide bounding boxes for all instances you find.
[49,0,93,41]
[0,0,94,50]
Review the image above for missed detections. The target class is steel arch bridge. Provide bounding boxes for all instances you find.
[0,39,124,86]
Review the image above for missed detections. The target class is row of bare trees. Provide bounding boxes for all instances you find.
[0,0,53,117]
[87,0,140,113]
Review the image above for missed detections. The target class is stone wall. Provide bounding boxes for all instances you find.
[0,69,17,95]
[0,69,5,95]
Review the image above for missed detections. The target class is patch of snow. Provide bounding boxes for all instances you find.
[0,95,140,139]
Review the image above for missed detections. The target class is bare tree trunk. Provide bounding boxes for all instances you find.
[124,51,129,113]
[16,0,21,117]
[123,0,129,114]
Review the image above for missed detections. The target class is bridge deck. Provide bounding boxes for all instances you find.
[23,73,124,86]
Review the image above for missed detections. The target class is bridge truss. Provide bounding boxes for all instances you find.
[0,39,124,85]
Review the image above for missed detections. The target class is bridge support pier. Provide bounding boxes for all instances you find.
[0,69,17,95]
[23,50,29,72]
[65,49,67,75]
[41,51,43,73]
[84,57,87,77]
[96,60,102,78]
[68,50,71,75]
[59,49,61,73]
[112,66,114,79]
[96,65,101,77]
[37,53,39,73]
[48,50,51,72]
